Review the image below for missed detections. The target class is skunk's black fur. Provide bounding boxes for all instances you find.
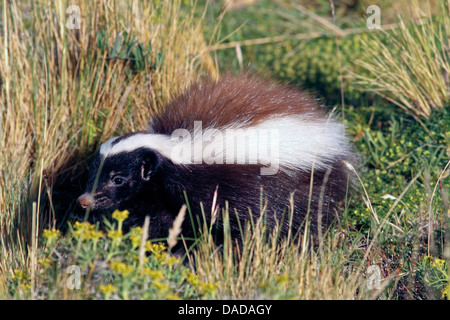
[77,72,356,250]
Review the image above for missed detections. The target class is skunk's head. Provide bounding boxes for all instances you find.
[77,134,163,213]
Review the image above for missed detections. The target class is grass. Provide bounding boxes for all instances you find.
[3,205,371,300]
[352,0,450,119]
[0,0,217,298]
[344,104,450,299]
[192,212,369,299]
[1,0,450,300]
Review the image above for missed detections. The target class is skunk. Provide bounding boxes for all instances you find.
[77,72,355,248]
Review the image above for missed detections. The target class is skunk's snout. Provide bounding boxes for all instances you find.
[77,193,94,209]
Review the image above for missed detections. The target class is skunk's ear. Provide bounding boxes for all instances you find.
[140,149,160,181]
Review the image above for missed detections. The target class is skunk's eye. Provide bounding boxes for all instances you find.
[112,176,125,185]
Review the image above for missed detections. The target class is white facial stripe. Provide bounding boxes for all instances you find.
[98,115,350,173]
[99,134,178,160]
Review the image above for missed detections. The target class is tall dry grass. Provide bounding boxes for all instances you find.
[0,0,217,285]
[190,203,371,300]
[353,0,450,119]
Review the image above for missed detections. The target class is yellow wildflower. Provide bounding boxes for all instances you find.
[144,268,164,280]
[165,256,180,267]
[182,269,191,278]
[129,227,143,248]
[110,261,134,276]
[442,284,449,299]
[112,209,129,223]
[155,251,168,264]
[275,274,289,284]
[422,255,433,264]
[145,241,166,254]
[99,283,117,299]
[12,269,27,282]
[153,280,169,292]
[86,230,104,241]
[108,230,123,241]
[38,258,52,269]
[20,283,32,291]
[42,228,60,242]
[185,272,199,287]
[166,294,181,300]
[74,221,95,238]
[432,258,446,269]
[199,281,217,296]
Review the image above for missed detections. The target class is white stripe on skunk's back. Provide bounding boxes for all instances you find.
[99,114,351,175]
